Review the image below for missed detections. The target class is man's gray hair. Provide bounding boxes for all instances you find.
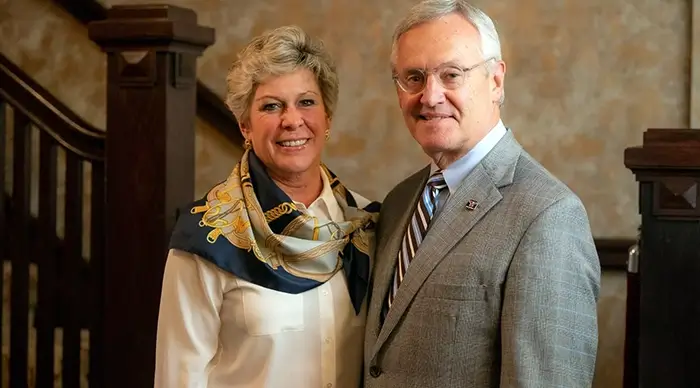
[391,0,505,105]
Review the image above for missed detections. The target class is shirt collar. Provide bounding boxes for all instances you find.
[430,120,508,194]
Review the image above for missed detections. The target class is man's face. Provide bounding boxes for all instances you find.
[393,13,505,167]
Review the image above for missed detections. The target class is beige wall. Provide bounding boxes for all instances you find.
[3,0,691,386]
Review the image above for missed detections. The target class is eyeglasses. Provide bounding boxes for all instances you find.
[392,58,494,94]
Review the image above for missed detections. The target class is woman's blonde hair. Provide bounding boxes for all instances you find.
[225,25,339,126]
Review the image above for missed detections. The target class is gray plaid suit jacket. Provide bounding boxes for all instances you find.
[363,130,600,388]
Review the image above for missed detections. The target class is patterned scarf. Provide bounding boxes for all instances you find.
[168,149,380,313]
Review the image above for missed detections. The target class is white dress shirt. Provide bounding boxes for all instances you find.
[154,169,370,388]
[431,120,508,212]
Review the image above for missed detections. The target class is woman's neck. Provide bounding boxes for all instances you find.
[270,167,323,208]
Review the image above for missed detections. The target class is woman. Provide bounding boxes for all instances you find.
[154,25,380,388]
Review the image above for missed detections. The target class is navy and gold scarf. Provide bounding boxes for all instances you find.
[168,150,380,314]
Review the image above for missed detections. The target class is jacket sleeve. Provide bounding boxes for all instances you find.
[499,194,601,387]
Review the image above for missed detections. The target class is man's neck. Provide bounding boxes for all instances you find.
[431,150,468,171]
[430,117,501,170]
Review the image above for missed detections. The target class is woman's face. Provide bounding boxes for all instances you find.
[241,68,330,180]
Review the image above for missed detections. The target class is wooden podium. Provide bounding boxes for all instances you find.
[624,129,700,387]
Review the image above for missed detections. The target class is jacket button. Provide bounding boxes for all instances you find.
[369,365,382,378]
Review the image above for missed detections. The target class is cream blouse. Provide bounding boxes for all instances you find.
[154,171,370,388]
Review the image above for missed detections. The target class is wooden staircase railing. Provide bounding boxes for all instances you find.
[2,3,216,385]
[0,52,105,387]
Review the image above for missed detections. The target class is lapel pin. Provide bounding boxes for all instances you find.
[466,199,478,211]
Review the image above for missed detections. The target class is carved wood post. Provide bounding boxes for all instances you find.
[88,6,214,387]
[624,129,700,388]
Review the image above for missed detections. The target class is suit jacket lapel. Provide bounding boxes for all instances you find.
[370,130,522,361]
[366,167,430,342]
[371,164,502,359]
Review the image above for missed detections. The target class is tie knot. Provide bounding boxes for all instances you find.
[427,171,447,190]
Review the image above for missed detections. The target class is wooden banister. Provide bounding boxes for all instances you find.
[594,238,634,269]
[1,50,105,386]
[0,54,104,160]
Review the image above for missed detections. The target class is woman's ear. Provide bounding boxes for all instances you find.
[238,116,247,131]
[238,118,252,149]
[238,118,250,138]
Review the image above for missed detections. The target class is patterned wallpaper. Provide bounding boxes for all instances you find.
[1,0,692,386]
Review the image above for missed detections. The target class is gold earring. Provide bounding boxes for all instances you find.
[325,129,330,140]
[244,138,252,149]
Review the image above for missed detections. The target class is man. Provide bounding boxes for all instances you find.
[364,1,600,387]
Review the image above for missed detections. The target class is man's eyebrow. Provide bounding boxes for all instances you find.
[398,60,465,72]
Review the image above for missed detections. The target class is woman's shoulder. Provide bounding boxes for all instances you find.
[165,249,240,289]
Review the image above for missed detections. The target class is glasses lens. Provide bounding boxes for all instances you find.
[398,69,426,93]
[397,65,466,93]
[438,67,465,89]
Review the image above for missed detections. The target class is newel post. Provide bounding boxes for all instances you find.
[88,5,214,387]
[623,129,700,388]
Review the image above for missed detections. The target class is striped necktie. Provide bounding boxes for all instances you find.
[385,170,447,313]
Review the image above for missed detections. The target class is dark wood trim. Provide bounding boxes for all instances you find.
[52,0,244,147]
[2,193,91,322]
[595,238,634,270]
[87,5,214,386]
[53,0,107,25]
[625,128,700,170]
[623,128,700,387]
[0,53,104,161]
